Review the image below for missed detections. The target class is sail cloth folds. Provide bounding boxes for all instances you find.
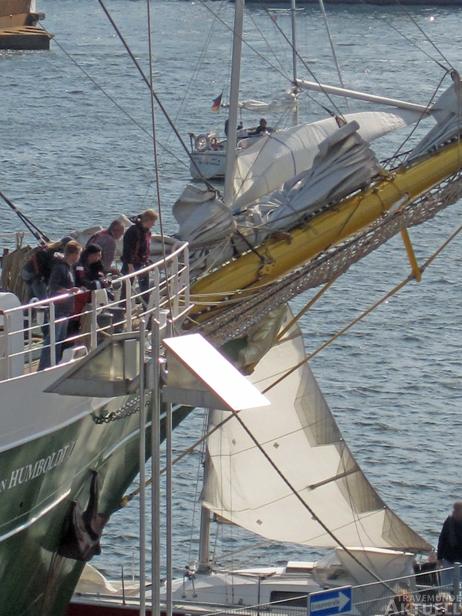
[262,121,383,230]
[202,319,430,552]
[233,109,426,211]
[409,79,462,161]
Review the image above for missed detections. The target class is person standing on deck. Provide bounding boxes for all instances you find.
[38,240,82,370]
[437,501,462,587]
[87,220,125,273]
[254,118,273,135]
[121,209,157,302]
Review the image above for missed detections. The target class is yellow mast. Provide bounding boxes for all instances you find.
[191,138,462,314]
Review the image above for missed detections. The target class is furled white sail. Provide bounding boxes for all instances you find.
[202,319,430,552]
[233,109,427,211]
[238,90,297,113]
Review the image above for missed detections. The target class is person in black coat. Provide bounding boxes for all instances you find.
[76,244,110,291]
[38,241,82,370]
[437,502,462,587]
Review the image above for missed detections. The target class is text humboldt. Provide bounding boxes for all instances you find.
[0,441,76,493]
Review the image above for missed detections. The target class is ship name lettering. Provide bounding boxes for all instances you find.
[1,441,76,492]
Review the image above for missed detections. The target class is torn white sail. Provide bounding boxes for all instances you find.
[233,109,427,211]
[202,319,430,552]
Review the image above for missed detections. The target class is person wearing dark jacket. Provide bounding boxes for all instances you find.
[121,209,158,301]
[38,240,82,370]
[21,237,72,300]
[437,502,462,587]
[76,244,110,291]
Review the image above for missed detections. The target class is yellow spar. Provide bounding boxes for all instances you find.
[190,138,462,316]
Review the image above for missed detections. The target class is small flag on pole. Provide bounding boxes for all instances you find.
[211,92,223,112]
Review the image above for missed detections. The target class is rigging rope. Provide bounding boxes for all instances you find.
[145,0,175,325]
[369,11,449,72]
[0,191,50,244]
[195,0,293,85]
[48,32,187,169]
[120,217,462,525]
[396,0,453,71]
[265,8,342,118]
[391,70,450,163]
[228,408,397,589]
[264,220,462,394]
[97,0,217,192]
[249,10,287,77]
[119,413,235,508]
[317,0,349,112]
[198,161,462,343]
[166,0,228,145]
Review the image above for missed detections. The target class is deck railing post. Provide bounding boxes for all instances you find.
[453,562,460,610]
[153,268,160,323]
[90,292,98,350]
[4,312,10,379]
[27,305,33,371]
[126,277,133,332]
[184,245,190,311]
[49,302,56,367]
[172,256,179,318]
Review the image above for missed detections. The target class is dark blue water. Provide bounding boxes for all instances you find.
[1,0,461,580]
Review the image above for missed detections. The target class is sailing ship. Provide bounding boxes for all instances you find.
[0,0,53,50]
[2,0,462,614]
[0,245,192,616]
[69,16,462,616]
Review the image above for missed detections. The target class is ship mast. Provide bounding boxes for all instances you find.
[223,0,245,207]
[290,0,299,125]
[198,416,212,573]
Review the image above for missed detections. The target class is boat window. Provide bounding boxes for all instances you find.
[269,591,308,608]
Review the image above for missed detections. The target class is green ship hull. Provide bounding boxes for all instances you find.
[0,387,189,616]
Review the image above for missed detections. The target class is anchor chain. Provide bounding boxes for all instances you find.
[91,391,153,424]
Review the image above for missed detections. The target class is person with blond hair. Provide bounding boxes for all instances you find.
[121,209,158,301]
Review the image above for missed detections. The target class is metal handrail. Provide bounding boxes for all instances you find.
[0,241,190,380]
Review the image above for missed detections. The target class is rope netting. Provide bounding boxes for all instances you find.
[198,169,462,344]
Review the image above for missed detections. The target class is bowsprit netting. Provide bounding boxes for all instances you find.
[198,169,462,344]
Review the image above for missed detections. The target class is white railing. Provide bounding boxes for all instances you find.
[71,563,462,616]
[350,563,461,615]
[0,241,190,381]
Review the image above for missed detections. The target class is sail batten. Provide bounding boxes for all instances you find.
[202,317,430,553]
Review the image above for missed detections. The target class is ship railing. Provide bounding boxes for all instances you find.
[0,241,190,380]
[70,564,462,615]
[178,564,461,616]
[349,562,461,615]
